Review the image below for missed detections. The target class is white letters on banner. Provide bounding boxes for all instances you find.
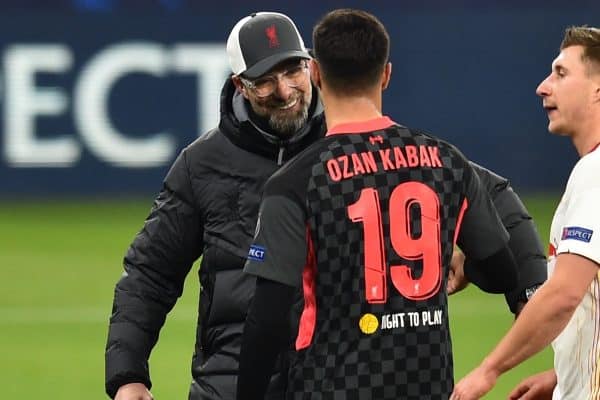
[2,42,229,168]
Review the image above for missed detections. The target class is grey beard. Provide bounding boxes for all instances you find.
[268,104,309,138]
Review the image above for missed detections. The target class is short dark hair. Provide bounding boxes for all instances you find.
[560,25,600,75]
[312,9,390,94]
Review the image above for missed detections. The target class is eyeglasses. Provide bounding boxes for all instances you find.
[240,61,308,98]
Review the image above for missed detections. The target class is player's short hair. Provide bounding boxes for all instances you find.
[561,25,600,75]
[312,9,389,94]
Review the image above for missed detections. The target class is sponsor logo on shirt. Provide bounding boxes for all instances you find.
[561,226,593,243]
[359,313,379,335]
[358,308,445,335]
[248,245,266,262]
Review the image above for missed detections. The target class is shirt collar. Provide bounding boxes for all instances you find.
[326,116,395,136]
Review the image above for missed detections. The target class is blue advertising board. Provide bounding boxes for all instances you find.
[0,1,596,196]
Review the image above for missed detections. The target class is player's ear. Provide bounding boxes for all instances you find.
[310,59,321,89]
[594,83,600,104]
[381,62,392,90]
[232,75,250,100]
[591,68,600,103]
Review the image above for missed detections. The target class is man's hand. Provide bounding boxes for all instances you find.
[450,364,498,400]
[115,383,153,400]
[448,250,469,295]
[508,369,556,400]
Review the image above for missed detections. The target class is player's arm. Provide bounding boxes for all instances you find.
[463,162,547,313]
[238,165,310,400]
[452,186,600,400]
[452,253,598,400]
[464,246,519,292]
[490,252,597,367]
[500,209,546,316]
[105,150,203,398]
[456,160,519,293]
[238,277,296,400]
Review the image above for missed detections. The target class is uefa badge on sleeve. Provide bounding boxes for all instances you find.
[562,226,593,243]
[248,245,266,262]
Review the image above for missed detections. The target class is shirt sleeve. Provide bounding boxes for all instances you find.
[237,278,296,400]
[557,188,600,265]
[244,193,308,288]
[467,161,547,312]
[456,161,510,260]
[106,149,202,398]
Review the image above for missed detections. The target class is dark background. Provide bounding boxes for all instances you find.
[1,0,598,196]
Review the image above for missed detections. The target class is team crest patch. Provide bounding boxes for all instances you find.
[562,226,593,243]
[265,25,279,48]
[248,245,266,261]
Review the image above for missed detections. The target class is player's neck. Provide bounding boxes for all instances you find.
[571,113,600,156]
[321,90,383,128]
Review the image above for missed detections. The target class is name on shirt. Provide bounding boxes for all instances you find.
[326,145,443,182]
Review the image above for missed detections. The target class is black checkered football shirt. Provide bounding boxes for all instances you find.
[244,117,509,399]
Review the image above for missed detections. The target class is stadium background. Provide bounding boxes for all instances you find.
[1,1,597,398]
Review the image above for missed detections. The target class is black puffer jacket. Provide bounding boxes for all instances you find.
[105,78,325,399]
[466,162,547,312]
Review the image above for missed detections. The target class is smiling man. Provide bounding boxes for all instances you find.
[104,11,326,400]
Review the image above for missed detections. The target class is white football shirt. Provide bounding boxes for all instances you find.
[548,146,600,400]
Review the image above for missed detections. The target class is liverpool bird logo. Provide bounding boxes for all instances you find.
[265,25,280,48]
